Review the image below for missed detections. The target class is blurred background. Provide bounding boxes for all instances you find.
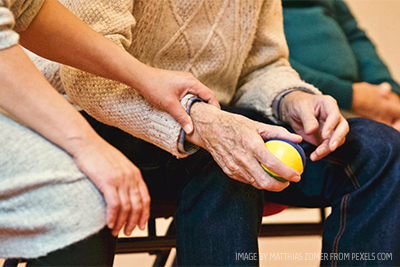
[1,0,400,266]
[346,0,400,82]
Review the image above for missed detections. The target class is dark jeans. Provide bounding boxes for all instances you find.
[82,109,400,267]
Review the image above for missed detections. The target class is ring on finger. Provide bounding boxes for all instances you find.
[248,177,256,184]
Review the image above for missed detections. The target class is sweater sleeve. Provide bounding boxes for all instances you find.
[0,0,44,50]
[59,0,191,158]
[232,0,321,123]
[0,1,19,50]
[334,0,400,96]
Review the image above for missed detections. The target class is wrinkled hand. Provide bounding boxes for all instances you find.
[135,67,220,134]
[280,91,349,161]
[352,82,400,131]
[70,136,150,237]
[185,102,303,191]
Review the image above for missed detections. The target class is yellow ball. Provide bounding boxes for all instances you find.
[261,139,306,182]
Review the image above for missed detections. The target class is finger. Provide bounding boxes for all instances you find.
[231,156,290,192]
[392,120,400,132]
[310,139,331,161]
[378,82,392,98]
[164,101,194,134]
[112,187,131,236]
[103,188,120,230]
[124,187,142,236]
[383,102,400,119]
[247,157,292,192]
[327,118,349,151]
[298,106,319,135]
[320,109,342,140]
[253,143,301,184]
[258,123,303,143]
[137,181,151,230]
[188,85,221,109]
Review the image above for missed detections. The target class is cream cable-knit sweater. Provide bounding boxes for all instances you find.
[60,0,321,157]
[0,0,43,49]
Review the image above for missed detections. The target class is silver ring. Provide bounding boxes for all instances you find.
[248,177,256,184]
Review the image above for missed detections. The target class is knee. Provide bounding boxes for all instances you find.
[347,118,400,156]
[177,162,264,221]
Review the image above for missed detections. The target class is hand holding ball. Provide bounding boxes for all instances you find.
[261,139,306,182]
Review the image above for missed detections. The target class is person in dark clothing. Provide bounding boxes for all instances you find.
[282,0,400,130]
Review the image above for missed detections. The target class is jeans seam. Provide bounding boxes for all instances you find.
[331,194,349,267]
[326,156,361,189]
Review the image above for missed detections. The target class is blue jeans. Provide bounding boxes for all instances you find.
[82,110,400,267]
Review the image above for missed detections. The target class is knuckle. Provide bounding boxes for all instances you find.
[262,159,278,172]
[162,98,176,109]
[142,196,151,207]
[131,202,143,214]
[129,167,142,179]
[109,199,121,210]
[121,201,131,212]
[257,179,270,190]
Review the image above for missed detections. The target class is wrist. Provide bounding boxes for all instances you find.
[61,123,104,158]
[279,90,310,123]
[184,101,218,147]
[273,88,315,123]
[119,56,152,92]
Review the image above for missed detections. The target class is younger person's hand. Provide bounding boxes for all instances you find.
[135,67,220,134]
[69,135,151,237]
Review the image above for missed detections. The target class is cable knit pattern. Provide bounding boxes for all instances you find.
[60,0,321,157]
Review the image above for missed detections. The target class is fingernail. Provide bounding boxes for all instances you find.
[183,124,193,134]
[331,141,338,150]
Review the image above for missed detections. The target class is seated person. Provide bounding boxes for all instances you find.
[0,0,217,265]
[282,0,400,130]
[34,0,400,266]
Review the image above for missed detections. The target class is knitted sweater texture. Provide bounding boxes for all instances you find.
[60,0,320,157]
[0,0,44,49]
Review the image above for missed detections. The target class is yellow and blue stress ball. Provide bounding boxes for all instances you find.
[261,139,306,182]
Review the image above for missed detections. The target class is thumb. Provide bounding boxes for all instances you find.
[167,104,194,134]
[378,82,392,98]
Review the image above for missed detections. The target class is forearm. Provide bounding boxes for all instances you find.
[61,63,192,157]
[18,0,150,94]
[0,45,100,156]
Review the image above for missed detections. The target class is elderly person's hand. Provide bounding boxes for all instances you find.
[185,102,303,191]
[279,91,349,161]
[352,82,400,131]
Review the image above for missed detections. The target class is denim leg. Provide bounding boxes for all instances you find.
[81,111,264,266]
[175,160,264,266]
[265,118,400,266]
